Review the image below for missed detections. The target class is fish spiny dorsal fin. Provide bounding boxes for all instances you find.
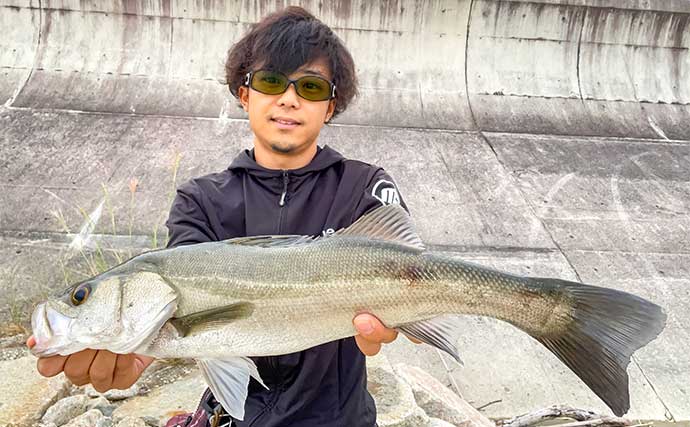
[336,205,425,250]
[221,235,317,248]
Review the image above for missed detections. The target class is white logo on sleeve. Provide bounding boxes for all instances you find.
[372,180,400,206]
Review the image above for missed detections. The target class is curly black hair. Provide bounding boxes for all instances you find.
[225,6,357,118]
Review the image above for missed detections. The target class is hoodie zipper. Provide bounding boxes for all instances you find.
[277,170,289,232]
[266,171,290,384]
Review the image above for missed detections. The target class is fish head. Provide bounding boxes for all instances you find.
[31,271,177,357]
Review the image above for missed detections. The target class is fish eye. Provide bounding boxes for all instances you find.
[71,284,91,306]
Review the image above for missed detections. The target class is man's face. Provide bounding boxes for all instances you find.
[239,58,336,159]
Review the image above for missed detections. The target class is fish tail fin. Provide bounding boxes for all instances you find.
[532,278,666,416]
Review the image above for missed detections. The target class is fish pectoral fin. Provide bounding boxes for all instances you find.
[336,204,425,250]
[398,315,464,365]
[170,302,254,337]
[197,357,267,421]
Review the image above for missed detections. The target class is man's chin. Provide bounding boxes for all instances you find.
[270,142,296,154]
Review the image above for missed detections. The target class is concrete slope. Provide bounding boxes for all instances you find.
[1,107,688,420]
[2,0,689,137]
[1,0,689,422]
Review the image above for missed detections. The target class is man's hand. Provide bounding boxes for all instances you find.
[27,336,154,392]
[353,313,398,356]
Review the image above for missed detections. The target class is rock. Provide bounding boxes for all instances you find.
[88,396,116,417]
[140,416,161,426]
[85,383,142,401]
[62,409,111,427]
[429,418,458,427]
[42,394,90,426]
[112,371,207,426]
[367,354,431,427]
[0,356,70,427]
[393,364,495,427]
[114,416,148,427]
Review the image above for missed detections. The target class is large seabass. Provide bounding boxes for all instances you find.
[31,205,666,419]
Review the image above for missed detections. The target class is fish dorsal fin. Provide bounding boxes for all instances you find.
[221,235,317,248]
[170,302,254,337]
[336,205,425,250]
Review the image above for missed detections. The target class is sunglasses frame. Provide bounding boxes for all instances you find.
[244,70,337,101]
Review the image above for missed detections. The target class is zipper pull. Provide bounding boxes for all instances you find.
[279,171,289,206]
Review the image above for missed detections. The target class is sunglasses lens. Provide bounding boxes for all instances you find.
[252,71,288,94]
[250,70,333,101]
[296,76,331,101]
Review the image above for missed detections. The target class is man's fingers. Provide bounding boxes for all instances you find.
[63,349,98,386]
[37,355,68,378]
[89,350,117,392]
[353,314,398,344]
[111,354,150,390]
[354,334,382,356]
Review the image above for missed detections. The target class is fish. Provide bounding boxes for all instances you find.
[30,204,666,419]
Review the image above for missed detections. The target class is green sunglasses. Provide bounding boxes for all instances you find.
[244,70,337,102]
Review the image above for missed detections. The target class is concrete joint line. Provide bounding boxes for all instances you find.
[425,244,561,254]
[482,130,690,145]
[468,94,690,103]
[5,0,42,108]
[576,6,586,102]
[476,134,586,285]
[418,80,426,123]
[631,357,676,421]
[647,116,671,141]
[463,0,480,133]
[579,41,690,50]
[168,16,174,80]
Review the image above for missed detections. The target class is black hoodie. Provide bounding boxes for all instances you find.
[166,145,406,427]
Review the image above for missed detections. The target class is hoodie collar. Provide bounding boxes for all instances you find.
[228,145,344,178]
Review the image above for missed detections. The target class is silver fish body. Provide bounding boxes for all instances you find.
[30,205,666,419]
[140,238,565,359]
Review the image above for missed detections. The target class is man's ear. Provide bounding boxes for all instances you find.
[325,99,336,123]
[238,86,249,112]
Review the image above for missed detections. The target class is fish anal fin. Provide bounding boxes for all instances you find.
[336,205,424,250]
[171,302,254,337]
[398,315,464,365]
[197,357,267,421]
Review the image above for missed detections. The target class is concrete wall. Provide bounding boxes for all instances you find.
[2,2,689,418]
[2,0,689,138]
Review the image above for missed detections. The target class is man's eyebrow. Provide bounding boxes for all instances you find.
[298,69,328,78]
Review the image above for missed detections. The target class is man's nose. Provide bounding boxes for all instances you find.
[277,82,300,108]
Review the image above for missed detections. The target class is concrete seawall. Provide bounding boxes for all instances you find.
[2,0,689,138]
[1,0,689,421]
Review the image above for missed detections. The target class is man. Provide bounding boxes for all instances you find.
[35,6,412,426]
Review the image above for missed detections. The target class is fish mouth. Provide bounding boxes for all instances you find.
[30,303,73,357]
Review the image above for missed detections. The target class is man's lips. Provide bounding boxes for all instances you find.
[271,117,301,129]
